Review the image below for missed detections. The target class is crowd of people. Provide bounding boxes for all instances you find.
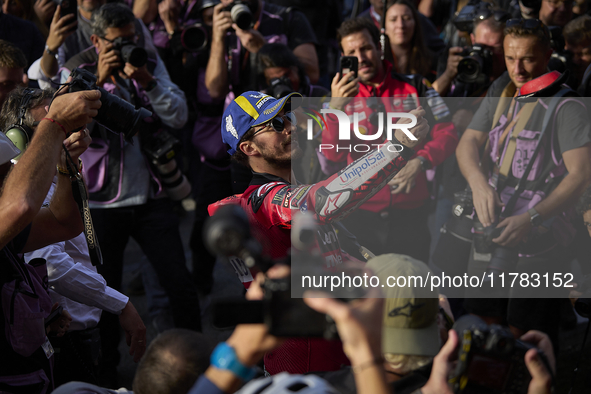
[1,0,591,392]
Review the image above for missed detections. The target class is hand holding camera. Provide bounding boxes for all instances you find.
[47,89,101,134]
[158,0,181,35]
[471,179,503,228]
[329,73,359,111]
[96,42,122,87]
[492,212,532,247]
[211,3,234,43]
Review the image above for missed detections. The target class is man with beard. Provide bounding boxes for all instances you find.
[209,90,429,374]
[324,18,457,264]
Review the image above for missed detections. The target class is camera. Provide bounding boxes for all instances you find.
[169,23,209,54]
[111,37,148,68]
[432,189,475,276]
[223,1,254,31]
[142,130,191,201]
[68,68,151,142]
[453,0,482,32]
[547,26,574,74]
[450,315,552,394]
[205,205,342,337]
[268,76,293,99]
[457,44,493,85]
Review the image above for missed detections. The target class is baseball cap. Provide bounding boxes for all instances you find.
[366,253,440,357]
[0,131,21,166]
[221,91,301,155]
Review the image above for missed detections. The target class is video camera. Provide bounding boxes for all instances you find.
[457,44,494,85]
[68,68,151,142]
[205,205,361,338]
[450,315,552,394]
[223,1,254,31]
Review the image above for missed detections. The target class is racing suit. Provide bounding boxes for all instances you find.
[209,140,414,374]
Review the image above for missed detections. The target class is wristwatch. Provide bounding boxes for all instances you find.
[210,342,257,381]
[416,156,432,171]
[44,45,58,60]
[528,208,543,227]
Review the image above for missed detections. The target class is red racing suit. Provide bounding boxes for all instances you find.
[321,61,458,211]
[208,141,412,375]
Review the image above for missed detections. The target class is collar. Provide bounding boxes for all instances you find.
[249,172,290,186]
[370,5,381,23]
[358,60,393,96]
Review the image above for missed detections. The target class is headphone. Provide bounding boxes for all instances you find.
[4,88,38,161]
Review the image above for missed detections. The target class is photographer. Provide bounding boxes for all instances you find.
[60,2,201,387]
[539,0,574,27]
[205,0,319,100]
[456,19,591,343]
[324,18,457,264]
[434,3,509,97]
[0,87,100,392]
[0,39,28,108]
[0,86,146,386]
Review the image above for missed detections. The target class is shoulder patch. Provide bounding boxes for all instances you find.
[249,182,288,213]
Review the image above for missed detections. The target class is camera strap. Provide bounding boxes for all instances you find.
[501,88,572,218]
[63,146,104,267]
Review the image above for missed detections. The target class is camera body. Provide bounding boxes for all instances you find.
[450,315,550,394]
[111,37,148,68]
[268,76,293,99]
[223,1,254,31]
[68,68,151,141]
[457,44,494,85]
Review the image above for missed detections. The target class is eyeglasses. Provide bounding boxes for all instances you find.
[99,34,139,44]
[252,112,297,137]
[505,18,550,38]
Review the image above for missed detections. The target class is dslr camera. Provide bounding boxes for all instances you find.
[141,131,191,201]
[111,37,148,68]
[457,44,493,85]
[205,205,348,338]
[223,1,254,31]
[450,315,552,394]
[68,68,151,141]
[268,76,293,99]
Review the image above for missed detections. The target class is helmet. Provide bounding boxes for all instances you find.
[236,373,340,394]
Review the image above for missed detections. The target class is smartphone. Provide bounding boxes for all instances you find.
[54,0,77,20]
[340,56,358,80]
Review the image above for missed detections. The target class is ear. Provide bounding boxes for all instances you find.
[239,140,260,157]
[470,33,476,45]
[91,34,101,50]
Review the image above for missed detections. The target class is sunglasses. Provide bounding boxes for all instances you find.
[252,111,297,137]
[505,18,550,38]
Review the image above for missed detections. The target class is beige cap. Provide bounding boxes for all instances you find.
[366,253,440,357]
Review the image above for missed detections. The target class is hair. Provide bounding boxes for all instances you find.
[133,329,214,394]
[231,127,256,169]
[2,0,49,37]
[473,11,507,35]
[576,185,591,215]
[91,3,136,37]
[383,0,433,77]
[257,43,307,90]
[0,40,27,70]
[564,15,591,47]
[504,24,551,52]
[384,353,434,374]
[336,17,381,53]
[0,87,54,133]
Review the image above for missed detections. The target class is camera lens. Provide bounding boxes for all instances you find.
[120,45,148,68]
[181,25,208,52]
[458,58,481,83]
[96,87,152,141]
[231,3,253,30]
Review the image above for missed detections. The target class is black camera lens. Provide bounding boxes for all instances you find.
[69,68,152,141]
[120,45,148,68]
[181,25,208,52]
[269,77,293,99]
[458,58,481,83]
[575,298,591,318]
